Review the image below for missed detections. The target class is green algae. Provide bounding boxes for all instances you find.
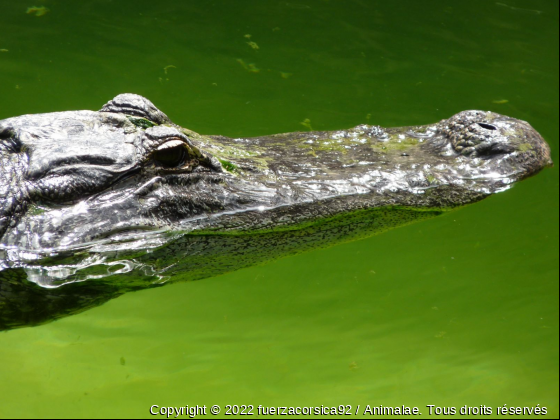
[519,143,533,152]
[218,159,238,173]
[368,134,419,153]
[126,116,156,129]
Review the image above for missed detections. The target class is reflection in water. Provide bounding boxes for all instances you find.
[0,0,557,417]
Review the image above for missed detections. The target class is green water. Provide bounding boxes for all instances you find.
[0,0,558,418]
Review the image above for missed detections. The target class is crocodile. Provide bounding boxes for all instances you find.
[0,94,552,330]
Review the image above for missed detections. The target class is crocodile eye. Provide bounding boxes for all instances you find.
[477,123,497,131]
[153,140,188,168]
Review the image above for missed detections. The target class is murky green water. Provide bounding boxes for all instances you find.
[1,0,558,418]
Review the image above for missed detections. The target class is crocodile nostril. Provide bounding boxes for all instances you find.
[477,123,497,131]
[476,142,515,156]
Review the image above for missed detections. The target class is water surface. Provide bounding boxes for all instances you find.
[0,0,558,418]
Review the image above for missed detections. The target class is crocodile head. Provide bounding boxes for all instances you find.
[0,94,552,329]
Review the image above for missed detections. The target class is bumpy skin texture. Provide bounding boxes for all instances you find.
[0,94,552,330]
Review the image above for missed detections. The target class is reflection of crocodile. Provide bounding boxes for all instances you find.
[0,94,552,330]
